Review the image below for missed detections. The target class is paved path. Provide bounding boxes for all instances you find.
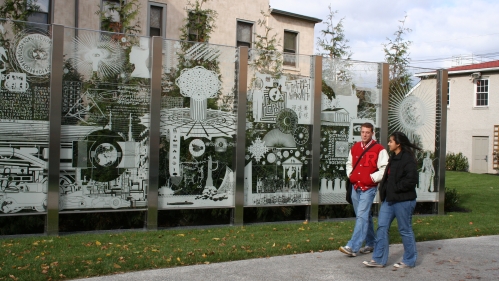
[74,235,499,281]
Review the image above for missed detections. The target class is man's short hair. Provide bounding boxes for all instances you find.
[361,122,374,133]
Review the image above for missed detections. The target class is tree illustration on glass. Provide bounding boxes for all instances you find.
[175,66,221,121]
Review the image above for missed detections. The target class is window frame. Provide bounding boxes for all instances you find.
[474,77,489,108]
[283,30,298,68]
[100,0,121,32]
[27,0,51,25]
[447,79,450,107]
[148,2,167,37]
[236,19,253,48]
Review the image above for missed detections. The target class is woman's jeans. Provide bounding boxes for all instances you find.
[372,199,417,266]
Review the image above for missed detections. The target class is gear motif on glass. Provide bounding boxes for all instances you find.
[293,126,309,145]
[175,66,221,101]
[248,137,268,163]
[275,108,298,134]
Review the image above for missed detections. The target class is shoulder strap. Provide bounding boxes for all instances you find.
[350,141,377,173]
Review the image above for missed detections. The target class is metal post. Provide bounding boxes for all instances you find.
[146,36,163,230]
[232,46,248,226]
[46,24,65,235]
[376,63,390,211]
[435,69,448,215]
[379,63,390,145]
[308,55,322,222]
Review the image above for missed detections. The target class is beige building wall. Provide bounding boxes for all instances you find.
[446,72,499,174]
[47,0,318,55]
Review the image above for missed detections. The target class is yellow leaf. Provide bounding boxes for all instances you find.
[272,243,275,247]
[32,242,39,246]
[212,238,220,241]
[152,249,159,252]
[204,261,210,264]
[328,237,334,241]
[202,253,207,258]
[177,234,185,237]
[96,241,102,246]
[176,257,181,262]
[113,263,121,269]
[303,220,308,225]
[97,258,102,261]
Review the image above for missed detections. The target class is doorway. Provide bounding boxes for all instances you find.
[472,136,489,173]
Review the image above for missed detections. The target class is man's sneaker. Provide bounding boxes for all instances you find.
[359,246,374,254]
[363,260,384,268]
[339,246,356,257]
[393,262,413,268]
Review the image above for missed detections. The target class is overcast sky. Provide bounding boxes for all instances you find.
[270,0,499,70]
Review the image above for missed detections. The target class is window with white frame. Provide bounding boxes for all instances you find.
[283,30,297,67]
[236,20,253,48]
[149,3,166,37]
[475,78,489,107]
[101,0,121,32]
[447,80,450,107]
[27,0,50,24]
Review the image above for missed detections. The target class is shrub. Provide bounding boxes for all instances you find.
[446,152,469,172]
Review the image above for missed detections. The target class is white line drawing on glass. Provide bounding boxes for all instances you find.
[189,138,205,157]
[389,81,436,145]
[64,90,106,124]
[419,151,435,192]
[4,72,29,93]
[130,38,150,78]
[248,137,268,163]
[70,33,124,79]
[15,33,51,76]
[0,46,7,86]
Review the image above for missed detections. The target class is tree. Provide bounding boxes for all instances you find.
[316,5,351,59]
[250,9,283,78]
[383,14,412,88]
[0,0,39,22]
[179,0,217,43]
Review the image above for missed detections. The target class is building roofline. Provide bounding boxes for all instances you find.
[415,66,499,77]
[270,8,322,23]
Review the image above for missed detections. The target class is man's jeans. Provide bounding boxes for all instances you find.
[346,186,376,252]
[372,199,418,266]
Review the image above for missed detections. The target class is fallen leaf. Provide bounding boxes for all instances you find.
[177,234,185,237]
[95,241,102,246]
[177,257,181,262]
[469,222,473,225]
[113,263,121,269]
[272,243,276,247]
[303,220,308,225]
[212,238,220,241]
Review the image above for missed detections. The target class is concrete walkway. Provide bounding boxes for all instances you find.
[74,235,499,281]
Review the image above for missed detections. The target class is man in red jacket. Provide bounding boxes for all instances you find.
[339,122,388,257]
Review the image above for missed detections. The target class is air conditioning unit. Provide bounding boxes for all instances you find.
[471,72,481,79]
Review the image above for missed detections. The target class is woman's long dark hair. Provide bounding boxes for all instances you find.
[390,131,421,160]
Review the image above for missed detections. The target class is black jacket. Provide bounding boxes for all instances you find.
[379,150,418,203]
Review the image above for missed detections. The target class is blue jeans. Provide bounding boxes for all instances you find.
[346,185,376,252]
[372,199,417,266]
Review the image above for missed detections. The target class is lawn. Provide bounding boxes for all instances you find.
[1,171,498,280]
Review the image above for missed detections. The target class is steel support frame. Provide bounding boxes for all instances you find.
[232,46,248,226]
[436,69,448,215]
[46,24,65,235]
[146,36,163,230]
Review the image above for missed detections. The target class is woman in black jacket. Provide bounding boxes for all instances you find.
[363,131,421,268]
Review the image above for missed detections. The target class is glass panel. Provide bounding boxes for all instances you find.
[0,20,52,215]
[320,58,381,204]
[30,0,50,12]
[389,65,439,202]
[150,6,162,29]
[28,12,49,24]
[244,50,314,206]
[159,40,238,209]
[59,28,151,211]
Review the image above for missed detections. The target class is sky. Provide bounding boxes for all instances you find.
[270,0,499,70]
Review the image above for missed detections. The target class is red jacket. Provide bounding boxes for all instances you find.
[348,141,386,191]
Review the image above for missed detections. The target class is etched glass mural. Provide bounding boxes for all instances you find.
[58,29,151,211]
[319,58,381,204]
[158,40,238,209]
[0,20,52,214]
[244,51,315,206]
[388,66,439,201]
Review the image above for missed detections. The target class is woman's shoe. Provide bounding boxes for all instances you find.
[393,262,412,268]
[363,260,384,267]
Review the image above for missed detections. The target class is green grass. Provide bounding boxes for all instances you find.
[1,171,499,280]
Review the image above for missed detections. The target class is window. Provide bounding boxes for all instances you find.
[101,0,121,32]
[27,0,50,24]
[283,31,297,67]
[475,78,489,107]
[149,3,166,37]
[236,21,252,48]
[447,80,450,107]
